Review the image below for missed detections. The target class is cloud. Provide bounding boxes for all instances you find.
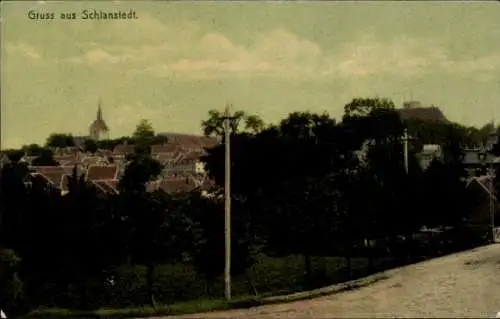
[62,14,499,81]
[325,35,440,78]
[253,28,322,64]
[65,12,322,78]
[129,28,322,78]
[322,34,500,81]
[439,54,500,74]
[5,43,42,60]
[68,48,136,65]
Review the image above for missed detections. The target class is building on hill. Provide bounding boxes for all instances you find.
[463,124,499,176]
[465,175,499,228]
[89,100,109,141]
[397,101,449,123]
[418,144,444,170]
[156,132,219,150]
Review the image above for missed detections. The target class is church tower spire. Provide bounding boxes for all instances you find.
[89,98,110,141]
[97,98,103,121]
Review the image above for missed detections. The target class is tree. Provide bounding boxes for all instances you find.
[133,119,155,141]
[183,191,258,296]
[83,139,98,154]
[244,115,266,134]
[342,97,395,120]
[56,167,111,309]
[22,144,45,157]
[96,137,131,151]
[45,133,75,148]
[118,155,163,194]
[202,111,357,284]
[421,159,473,229]
[0,248,23,316]
[117,154,169,306]
[132,190,193,304]
[3,149,25,163]
[31,149,59,166]
[201,109,266,138]
[340,98,428,265]
[131,120,167,155]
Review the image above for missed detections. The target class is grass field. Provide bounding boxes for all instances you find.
[25,253,394,318]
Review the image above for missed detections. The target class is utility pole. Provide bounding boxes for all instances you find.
[486,123,497,243]
[222,103,233,301]
[403,128,409,175]
[489,123,497,243]
[490,168,495,243]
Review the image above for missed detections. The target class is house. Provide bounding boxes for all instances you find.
[0,153,11,167]
[84,165,120,195]
[418,144,443,170]
[463,148,500,176]
[151,143,182,154]
[166,150,208,175]
[30,165,85,195]
[85,165,119,181]
[30,166,68,186]
[157,132,219,150]
[397,101,449,123]
[465,175,499,227]
[145,173,215,195]
[53,154,80,166]
[19,156,36,165]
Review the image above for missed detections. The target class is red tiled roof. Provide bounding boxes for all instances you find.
[182,150,206,161]
[31,166,66,185]
[86,165,118,181]
[113,144,136,155]
[157,133,219,149]
[96,149,113,157]
[158,178,197,193]
[53,155,77,163]
[155,176,215,193]
[31,166,65,174]
[154,153,178,163]
[30,172,50,184]
[61,165,77,175]
[202,179,216,189]
[152,143,182,154]
[34,172,63,186]
[81,156,103,165]
[146,180,161,193]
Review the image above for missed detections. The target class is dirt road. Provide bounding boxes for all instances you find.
[153,244,500,318]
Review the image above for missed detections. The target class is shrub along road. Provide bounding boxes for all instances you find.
[156,244,500,318]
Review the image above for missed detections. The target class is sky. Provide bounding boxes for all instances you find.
[1,1,500,149]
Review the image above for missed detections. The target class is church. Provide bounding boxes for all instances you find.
[89,100,109,141]
[72,101,110,147]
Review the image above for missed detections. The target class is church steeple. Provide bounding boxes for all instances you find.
[89,98,109,141]
[97,99,103,121]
